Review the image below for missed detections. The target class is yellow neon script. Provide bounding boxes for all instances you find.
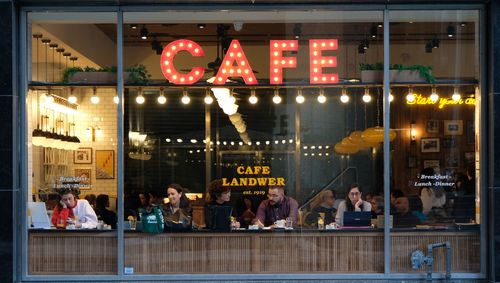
[406,94,475,109]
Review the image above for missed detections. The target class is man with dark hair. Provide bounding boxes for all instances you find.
[95,194,117,229]
[394,196,421,228]
[254,186,299,228]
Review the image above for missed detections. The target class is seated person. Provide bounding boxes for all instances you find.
[51,188,98,229]
[408,195,427,223]
[163,184,193,231]
[370,195,384,219]
[335,184,371,227]
[204,180,240,229]
[95,194,117,229]
[235,196,256,228]
[394,196,421,228]
[254,186,299,228]
[305,189,337,227]
[390,189,404,214]
[84,194,97,210]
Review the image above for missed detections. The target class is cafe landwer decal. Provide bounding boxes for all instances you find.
[222,166,286,195]
[161,39,338,85]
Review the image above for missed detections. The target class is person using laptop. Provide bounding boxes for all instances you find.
[254,186,299,228]
[51,188,98,229]
[204,180,240,229]
[335,184,372,227]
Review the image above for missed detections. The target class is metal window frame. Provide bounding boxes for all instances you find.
[17,3,486,282]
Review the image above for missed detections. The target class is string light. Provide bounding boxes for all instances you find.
[273,88,282,104]
[452,86,461,101]
[406,86,416,103]
[204,89,214,104]
[181,88,191,104]
[90,87,100,104]
[136,88,145,104]
[362,87,372,103]
[249,88,258,104]
[68,88,77,104]
[317,87,327,103]
[157,87,167,104]
[295,88,305,104]
[340,87,350,103]
[430,86,439,102]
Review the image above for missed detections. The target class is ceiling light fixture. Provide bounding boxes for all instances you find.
[430,86,439,102]
[370,25,377,38]
[136,88,145,104]
[204,88,214,104]
[197,24,206,29]
[362,87,372,103]
[406,86,416,102]
[431,37,440,48]
[68,87,77,104]
[452,86,461,101]
[293,24,301,39]
[447,25,456,38]
[90,87,100,104]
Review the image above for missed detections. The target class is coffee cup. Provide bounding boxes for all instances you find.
[274,219,286,228]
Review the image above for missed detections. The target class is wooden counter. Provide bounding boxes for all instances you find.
[28,229,480,275]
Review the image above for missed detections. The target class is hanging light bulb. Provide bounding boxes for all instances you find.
[452,86,461,101]
[295,88,305,104]
[317,87,327,104]
[406,86,416,102]
[430,86,439,102]
[181,88,191,104]
[249,88,258,104]
[340,87,350,103]
[157,87,167,104]
[362,87,372,103]
[113,96,119,104]
[90,87,100,104]
[272,88,282,104]
[136,88,145,104]
[68,88,77,104]
[203,88,214,104]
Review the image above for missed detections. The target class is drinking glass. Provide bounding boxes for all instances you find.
[286,217,293,228]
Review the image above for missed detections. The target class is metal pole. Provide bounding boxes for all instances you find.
[383,8,391,275]
[116,10,124,276]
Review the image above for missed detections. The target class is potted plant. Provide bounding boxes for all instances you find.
[360,63,435,83]
[61,64,150,84]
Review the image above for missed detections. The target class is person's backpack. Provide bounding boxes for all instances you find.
[141,205,164,233]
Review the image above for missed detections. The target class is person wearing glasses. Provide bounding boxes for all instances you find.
[335,184,372,227]
[305,189,337,228]
[254,186,299,228]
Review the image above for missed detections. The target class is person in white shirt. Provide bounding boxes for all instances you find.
[335,184,372,227]
[51,188,98,229]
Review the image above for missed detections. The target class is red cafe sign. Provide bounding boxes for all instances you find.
[160,39,339,85]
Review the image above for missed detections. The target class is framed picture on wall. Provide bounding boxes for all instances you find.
[74,168,91,190]
[421,138,440,153]
[95,150,115,179]
[444,120,463,135]
[74,148,92,164]
[425,120,439,134]
[445,151,460,168]
[423,159,440,170]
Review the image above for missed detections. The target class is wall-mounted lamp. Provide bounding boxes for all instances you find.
[410,121,417,142]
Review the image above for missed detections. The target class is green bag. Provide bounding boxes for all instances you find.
[141,206,164,234]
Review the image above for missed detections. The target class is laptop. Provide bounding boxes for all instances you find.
[208,205,233,231]
[343,211,372,227]
[28,202,52,229]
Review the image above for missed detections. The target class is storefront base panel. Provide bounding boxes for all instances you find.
[28,230,479,275]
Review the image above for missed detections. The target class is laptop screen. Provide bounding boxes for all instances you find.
[343,211,371,227]
[28,202,52,229]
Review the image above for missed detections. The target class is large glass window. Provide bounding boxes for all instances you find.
[389,10,481,273]
[26,12,118,275]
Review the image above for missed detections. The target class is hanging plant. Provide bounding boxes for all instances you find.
[61,65,150,84]
[359,63,436,83]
